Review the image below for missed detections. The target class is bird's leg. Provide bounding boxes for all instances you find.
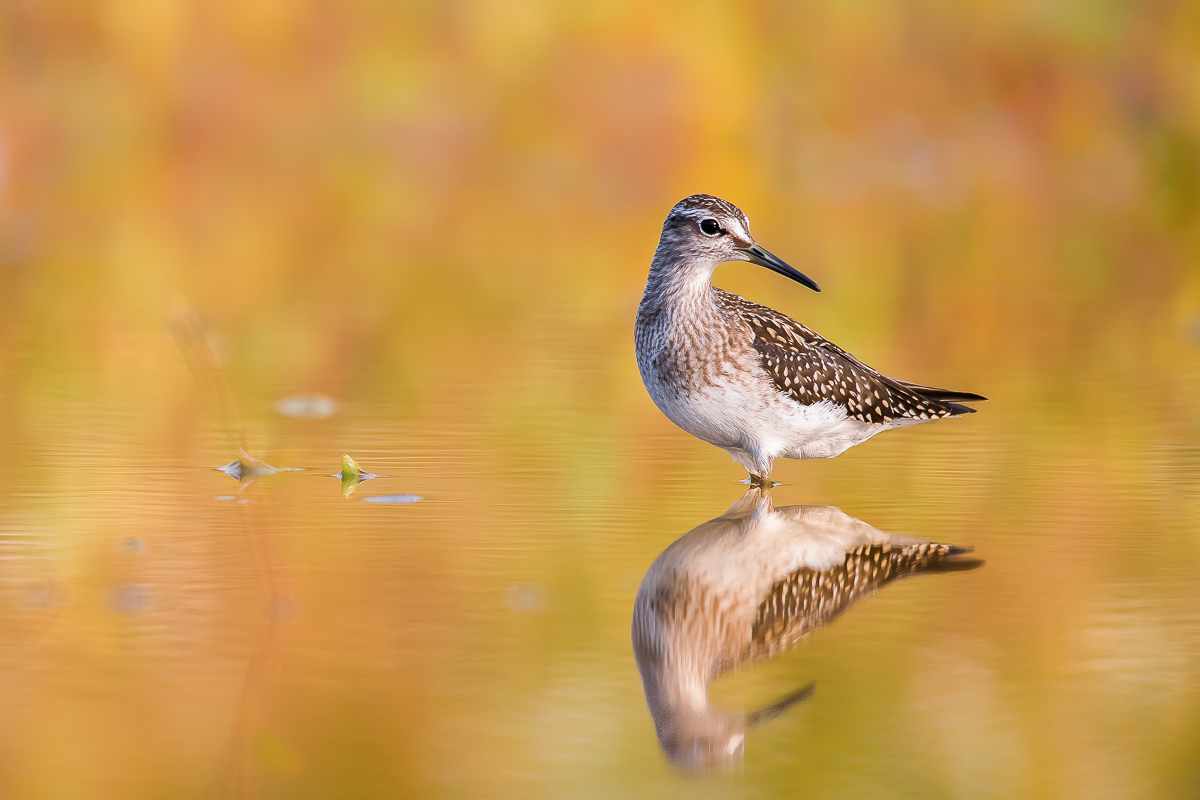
[733,452,778,487]
[748,455,778,488]
[747,471,779,489]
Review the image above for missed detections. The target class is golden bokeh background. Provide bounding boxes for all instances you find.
[0,1,1199,798]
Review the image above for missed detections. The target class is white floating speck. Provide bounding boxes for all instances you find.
[506,586,546,612]
[276,394,338,420]
[364,494,423,504]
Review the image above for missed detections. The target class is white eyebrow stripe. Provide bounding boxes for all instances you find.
[725,219,750,240]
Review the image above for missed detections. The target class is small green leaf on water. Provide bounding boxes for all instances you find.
[334,454,385,498]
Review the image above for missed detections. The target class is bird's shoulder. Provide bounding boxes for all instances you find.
[714,289,832,350]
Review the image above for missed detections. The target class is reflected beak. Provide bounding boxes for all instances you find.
[738,245,820,292]
[745,682,816,730]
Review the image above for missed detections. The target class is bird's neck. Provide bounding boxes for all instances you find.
[641,251,722,325]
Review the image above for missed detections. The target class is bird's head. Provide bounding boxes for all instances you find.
[654,683,816,775]
[655,194,820,292]
[657,713,748,775]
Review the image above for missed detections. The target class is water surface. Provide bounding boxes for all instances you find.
[2,2,1200,796]
[1,303,1197,799]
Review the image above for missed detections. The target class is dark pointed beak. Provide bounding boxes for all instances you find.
[738,245,820,292]
[745,682,816,730]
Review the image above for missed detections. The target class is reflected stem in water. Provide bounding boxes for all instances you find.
[168,304,246,456]
[220,500,294,800]
[170,304,297,797]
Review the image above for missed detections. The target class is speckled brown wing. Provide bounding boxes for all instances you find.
[715,290,984,425]
[746,542,980,662]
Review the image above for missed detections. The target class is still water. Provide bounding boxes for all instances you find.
[3,3,1200,792]
[1,295,1197,799]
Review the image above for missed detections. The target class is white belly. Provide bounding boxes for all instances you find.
[634,306,927,472]
[646,371,906,467]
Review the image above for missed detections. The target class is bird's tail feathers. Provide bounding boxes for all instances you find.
[893,379,987,405]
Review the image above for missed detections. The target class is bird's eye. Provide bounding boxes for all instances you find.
[699,218,722,236]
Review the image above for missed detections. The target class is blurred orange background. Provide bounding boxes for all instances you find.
[0,1,1199,798]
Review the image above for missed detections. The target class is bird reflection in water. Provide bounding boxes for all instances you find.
[632,489,983,774]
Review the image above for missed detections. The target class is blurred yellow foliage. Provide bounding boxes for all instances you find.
[0,1,1198,798]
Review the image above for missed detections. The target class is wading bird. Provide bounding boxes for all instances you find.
[635,195,985,484]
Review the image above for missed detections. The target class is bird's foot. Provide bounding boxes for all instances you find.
[743,473,781,489]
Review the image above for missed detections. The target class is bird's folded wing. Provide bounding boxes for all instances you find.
[716,290,983,424]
